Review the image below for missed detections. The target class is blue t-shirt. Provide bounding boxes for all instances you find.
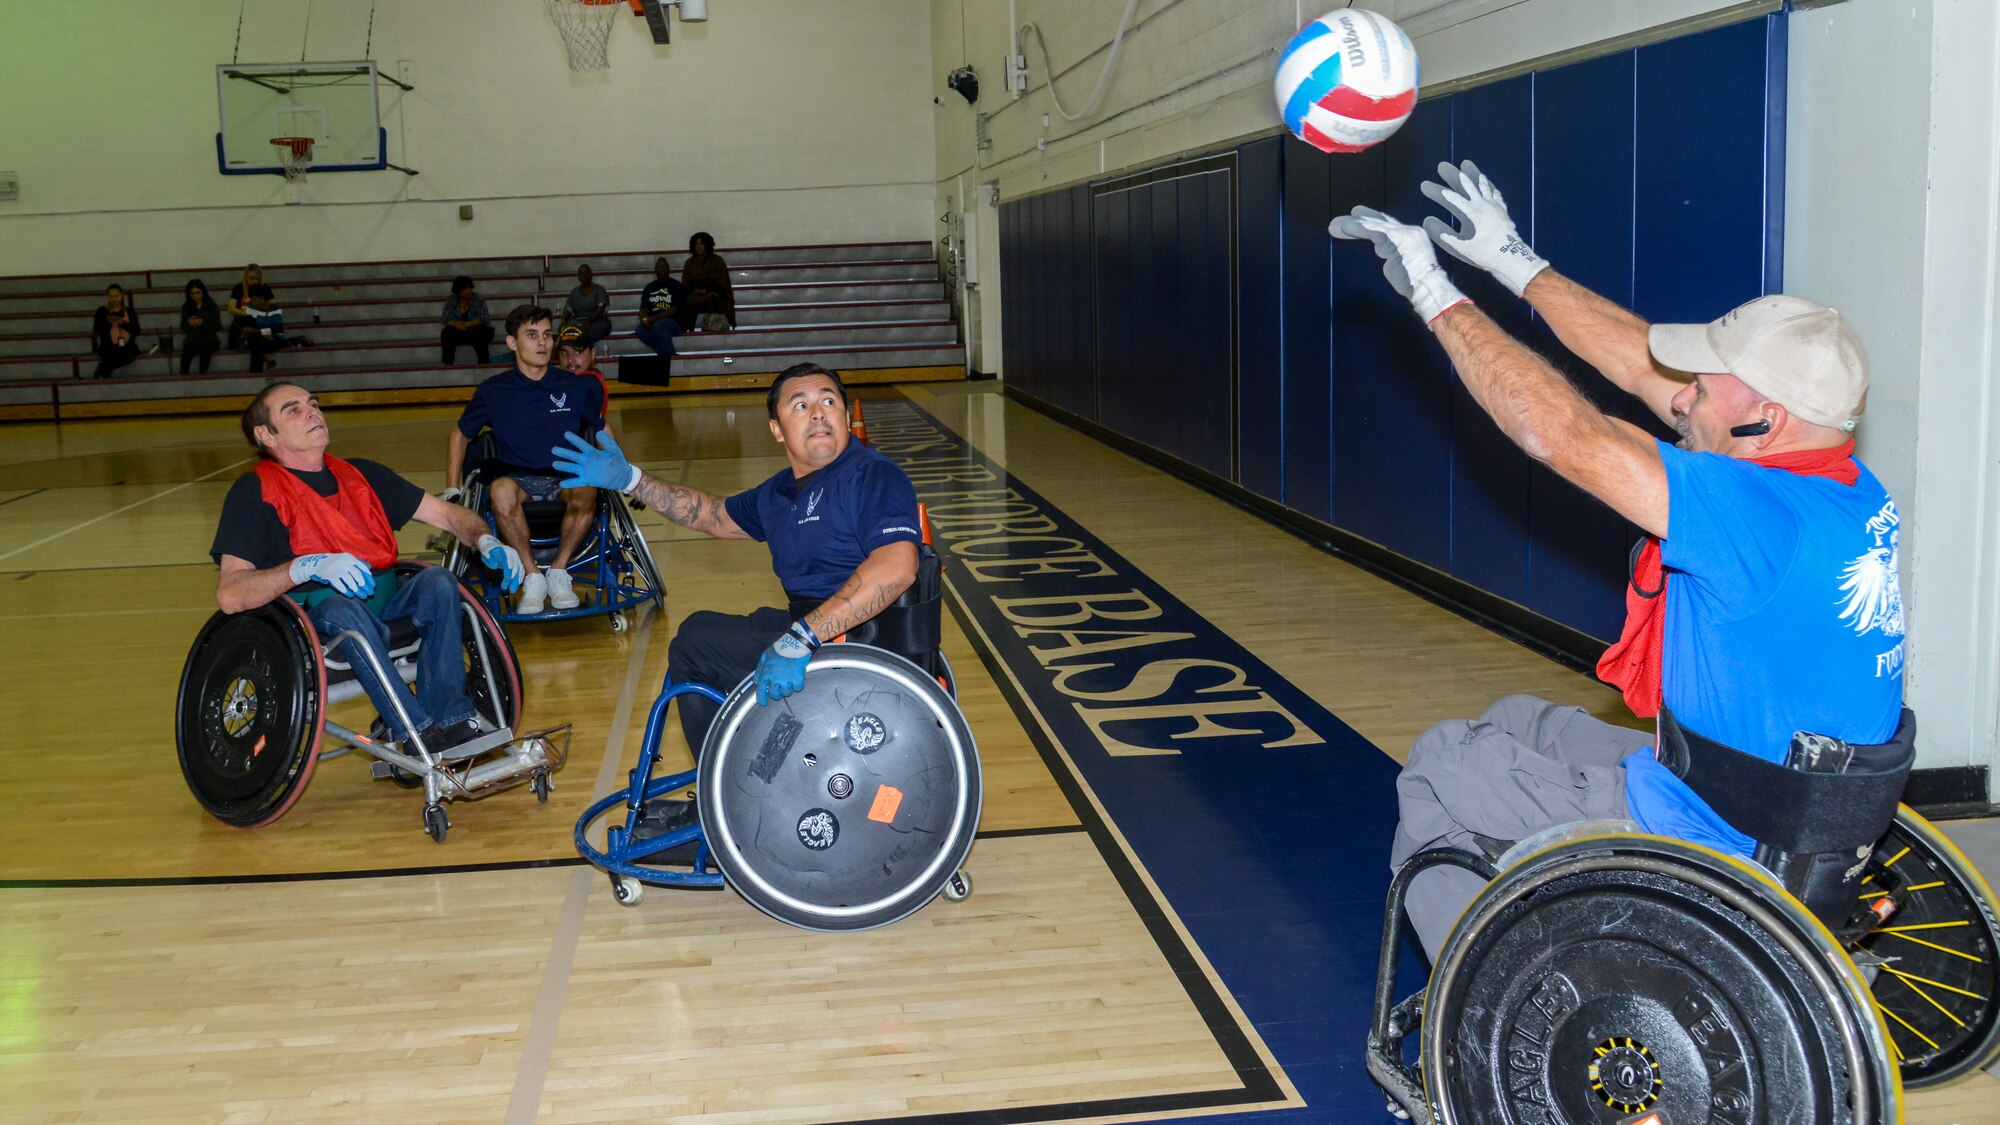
[1622,441,1906,856]
[723,440,922,600]
[456,367,603,471]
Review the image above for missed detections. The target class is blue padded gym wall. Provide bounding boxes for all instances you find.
[999,13,1786,646]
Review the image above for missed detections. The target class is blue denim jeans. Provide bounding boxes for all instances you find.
[633,318,680,358]
[309,566,477,740]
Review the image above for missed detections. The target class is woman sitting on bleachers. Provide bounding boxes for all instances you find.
[179,279,221,375]
[680,231,735,331]
[90,284,141,379]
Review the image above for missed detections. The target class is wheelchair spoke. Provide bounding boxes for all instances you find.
[1880,1005,1942,1051]
[1884,968,1971,1027]
[1880,965,1987,1002]
[1882,931,1985,963]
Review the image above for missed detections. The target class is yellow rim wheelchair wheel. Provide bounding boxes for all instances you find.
[1855,805,2000,1088]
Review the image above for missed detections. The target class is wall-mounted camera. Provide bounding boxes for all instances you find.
[946,66,980,106]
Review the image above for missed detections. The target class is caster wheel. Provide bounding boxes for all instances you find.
[942,869,972,902]
[610,611,629,634]
[423,803,450,844]
[611,873,643,906]
[531,768,552,803]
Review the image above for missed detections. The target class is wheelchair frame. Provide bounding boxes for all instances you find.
[1368,807,2000,1123]
[177,562,567,842]
[444,432,664,632]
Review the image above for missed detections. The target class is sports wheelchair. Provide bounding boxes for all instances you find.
[575,538,979,932]
[1369,709,2000,1123]
[443,429,664,632]
[176,561,567,843]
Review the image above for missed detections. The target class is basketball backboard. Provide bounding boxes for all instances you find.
[215,61,389,176]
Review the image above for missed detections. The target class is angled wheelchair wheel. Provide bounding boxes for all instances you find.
[1854,805,2000,1088]
[1424,832,1898,1125]
[175,599,325,827]
[696,644,981,931]
[611,495,666,607]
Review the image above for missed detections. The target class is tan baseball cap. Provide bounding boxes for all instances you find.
[1647,295,1868,431]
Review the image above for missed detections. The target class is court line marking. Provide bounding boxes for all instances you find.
[503,542,665,1124]
[0,456,254,563]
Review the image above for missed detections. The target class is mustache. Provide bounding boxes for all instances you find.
[1673,413,1692,450]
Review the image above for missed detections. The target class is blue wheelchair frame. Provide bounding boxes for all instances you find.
[573,676,727,893]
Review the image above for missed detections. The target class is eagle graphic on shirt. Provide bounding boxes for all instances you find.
[1837,500,1904,639]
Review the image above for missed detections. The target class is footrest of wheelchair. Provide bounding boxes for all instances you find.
[626,798,703,866]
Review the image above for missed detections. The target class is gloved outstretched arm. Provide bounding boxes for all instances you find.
[1420,159,1679,425]
[552,431,752,540]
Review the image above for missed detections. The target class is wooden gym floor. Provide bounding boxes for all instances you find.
[0,383,1991,1123]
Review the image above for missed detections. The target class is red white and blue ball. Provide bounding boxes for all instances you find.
[1275,8,1420,154]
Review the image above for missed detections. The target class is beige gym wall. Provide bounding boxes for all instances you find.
[0,0,938,271]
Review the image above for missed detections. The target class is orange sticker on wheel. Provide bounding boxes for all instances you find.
[252,734,267,758]
[868,785,903,824]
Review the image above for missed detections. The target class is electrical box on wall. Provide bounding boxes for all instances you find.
[0,171,18,202]
[459,204,474,221]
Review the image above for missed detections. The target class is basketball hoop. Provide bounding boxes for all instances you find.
[270,136,315,184]
[545,0,623,72]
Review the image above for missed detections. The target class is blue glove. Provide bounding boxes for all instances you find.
[476,533,524,593]
[553,430,640,492]
[290,552,375,598]
[754,621,819,706]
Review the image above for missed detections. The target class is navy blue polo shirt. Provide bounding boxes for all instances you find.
[724,440,922,600]
[456,366,603,471]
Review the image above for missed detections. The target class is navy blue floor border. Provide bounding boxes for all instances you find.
[868,394,1413,1123]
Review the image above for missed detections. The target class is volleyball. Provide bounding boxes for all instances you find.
[1275,9,1420,154]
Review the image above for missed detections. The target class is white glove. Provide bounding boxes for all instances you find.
[290,552,375,598]
[1420,159,1549,297]
[476,533,524,594]
[441,486,463,504]
[1329,207,1469,325]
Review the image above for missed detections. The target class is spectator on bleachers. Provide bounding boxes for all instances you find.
[680,232,735,331]
[559,264,613,349]
[178,279,221,375]
[557,325,611,416]
[90,284,141,379]
[247,290,307,358]
[227,264,281,373]
[634,256,687,358]
[440,275,494,365]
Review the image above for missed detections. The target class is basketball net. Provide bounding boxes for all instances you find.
[270,136,315,184]
[545,0,622,72]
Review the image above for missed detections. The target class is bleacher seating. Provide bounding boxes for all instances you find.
[0,241,965,420]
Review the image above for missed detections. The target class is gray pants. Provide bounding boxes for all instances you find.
[1390,694,1653,960]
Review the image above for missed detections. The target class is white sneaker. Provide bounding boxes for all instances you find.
[546,567,579,610]
[517,572,548,615]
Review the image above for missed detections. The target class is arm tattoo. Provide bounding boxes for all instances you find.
[804,579,900,641]
[629,476,727,535]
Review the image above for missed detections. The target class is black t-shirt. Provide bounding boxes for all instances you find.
[229,283,276,320]
[210,458,426,569]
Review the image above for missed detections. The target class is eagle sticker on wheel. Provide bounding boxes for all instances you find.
[697,644,981,931]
